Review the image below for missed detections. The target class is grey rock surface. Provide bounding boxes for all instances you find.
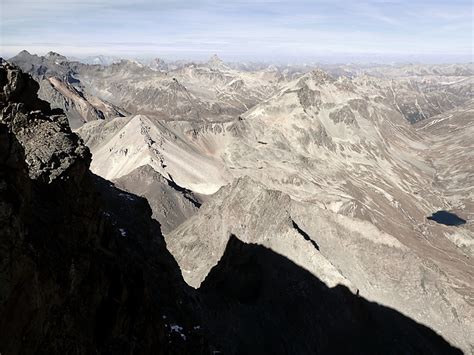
[8,50,127,128]
[113,164,200,234]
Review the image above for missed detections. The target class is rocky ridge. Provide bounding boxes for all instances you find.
[0,62,468,354]
[8,51,127,128]
[0,61,208,354]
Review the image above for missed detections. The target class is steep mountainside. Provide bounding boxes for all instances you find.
[113,164,201,234]
[77,116,231,194]
[0,61,209,354]
[416,100,474,252]
[165,69,474,351]
[1,62,470,354]
[75,64,474,351]
[199,236,462,355]
[8,51,127,128]
[76,57,283,122]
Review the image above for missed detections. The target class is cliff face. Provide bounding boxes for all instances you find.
[0,62,207,354]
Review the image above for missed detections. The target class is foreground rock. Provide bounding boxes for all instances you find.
[0,61,208,354]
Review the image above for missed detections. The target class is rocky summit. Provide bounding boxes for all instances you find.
[0,57,471,355]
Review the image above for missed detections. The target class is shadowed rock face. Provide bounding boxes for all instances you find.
[0,61,208,354]
[0,63,464,354]
[199,235,462,355]
[166,173,473,351]
[113,165,201,234]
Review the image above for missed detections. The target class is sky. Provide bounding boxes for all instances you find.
[0,0,472,62]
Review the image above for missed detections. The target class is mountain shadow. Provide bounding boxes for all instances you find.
[198,234,462,355]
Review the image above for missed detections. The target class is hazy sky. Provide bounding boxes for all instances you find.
[0,0,472,62]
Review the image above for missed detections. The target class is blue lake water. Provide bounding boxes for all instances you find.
[427,211,466,226]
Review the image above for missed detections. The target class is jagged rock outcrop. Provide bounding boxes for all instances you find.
[8,51,127,128]
[0,62,208,354]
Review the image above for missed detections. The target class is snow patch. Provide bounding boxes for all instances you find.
[169,324,187,340]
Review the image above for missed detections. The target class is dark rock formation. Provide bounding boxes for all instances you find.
[0,61,207,354]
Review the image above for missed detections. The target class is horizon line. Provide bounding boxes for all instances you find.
[2,48,473,65]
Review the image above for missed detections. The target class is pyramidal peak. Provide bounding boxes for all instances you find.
[13,50,38,61]
[45,51,67,61]
[207,54,227,69]
[308,68,335,83]
[18,49,32,56]
[209,54,223,63]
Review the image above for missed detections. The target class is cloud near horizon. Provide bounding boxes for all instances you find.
[0,0,472,62]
